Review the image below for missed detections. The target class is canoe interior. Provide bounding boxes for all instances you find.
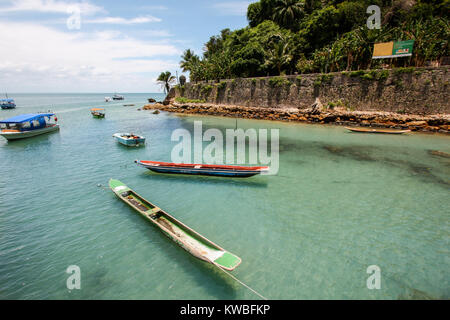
[109,179,241,270]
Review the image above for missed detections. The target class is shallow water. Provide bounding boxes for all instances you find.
[0,94,449,300]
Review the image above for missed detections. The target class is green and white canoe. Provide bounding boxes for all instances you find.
[109,179,242,271]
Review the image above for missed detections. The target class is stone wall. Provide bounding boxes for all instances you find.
[173,67,449,115]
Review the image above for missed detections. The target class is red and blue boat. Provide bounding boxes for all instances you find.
[135,160,269,177]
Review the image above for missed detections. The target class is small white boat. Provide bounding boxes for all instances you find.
[113,132,145,147]
[0,113,59,141]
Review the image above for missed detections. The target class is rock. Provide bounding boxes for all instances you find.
[153,110,160,114]
[308,98,323,114]
[148,98,156,103]
[407,121,427,126]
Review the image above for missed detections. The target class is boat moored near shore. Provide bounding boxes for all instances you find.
[112,94,124,100]
[113,133,145,147]
[0,113,59,140]
[1,98,16,109]
[345,127,411,134]
[109,179,242,271]
[135,160,270,177]
[91,108,105,118]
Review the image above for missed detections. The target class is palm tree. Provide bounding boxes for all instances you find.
[157,71,176,94]
[264,37,293,75]
[272,0,304,30]
[180,49,200,72]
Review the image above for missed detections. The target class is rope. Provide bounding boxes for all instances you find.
[212,262,268,300]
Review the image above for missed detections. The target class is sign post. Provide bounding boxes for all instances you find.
[372,40,414,59]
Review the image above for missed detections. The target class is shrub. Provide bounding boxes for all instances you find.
[216,81,227,90]
[350,70,365,77]
[175,97,205,103]
[268,76,290,88]
[393,67,415,75]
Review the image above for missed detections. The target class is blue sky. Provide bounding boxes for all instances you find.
[0,0,251,93]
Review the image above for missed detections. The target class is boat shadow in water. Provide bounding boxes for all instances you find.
[139,171,269,189]
[118,201,239,299]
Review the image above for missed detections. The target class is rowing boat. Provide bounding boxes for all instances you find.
[109,179,242,271]
[135,160,270,177]
[345,127,411,134]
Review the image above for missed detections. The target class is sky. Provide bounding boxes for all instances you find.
[0,0,251,93]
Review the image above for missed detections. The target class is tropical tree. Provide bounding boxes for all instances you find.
[264,36,294,75]
[272,0,304,30]
[157,71,176,94]
[180,49,200,72]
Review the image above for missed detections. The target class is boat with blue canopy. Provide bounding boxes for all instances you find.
[1,98,16,109]
[0,113,59,140]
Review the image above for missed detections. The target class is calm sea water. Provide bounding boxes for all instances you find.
[0,93,449,300]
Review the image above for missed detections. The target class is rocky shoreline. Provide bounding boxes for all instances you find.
[143,102,450,134]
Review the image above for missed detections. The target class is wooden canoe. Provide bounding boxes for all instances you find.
[345,127,411,134]
[135,160,269,177]
[109,179,242,271]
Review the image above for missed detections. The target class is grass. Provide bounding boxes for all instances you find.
[175,97,206,104]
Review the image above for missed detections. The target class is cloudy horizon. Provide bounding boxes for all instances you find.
[0,0,249,93]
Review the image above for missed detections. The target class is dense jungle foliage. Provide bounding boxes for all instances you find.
[179,0,449,81]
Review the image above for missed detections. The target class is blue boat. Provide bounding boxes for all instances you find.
[0,113,59,141]
[1,98,16,109]
[113,132,145,147]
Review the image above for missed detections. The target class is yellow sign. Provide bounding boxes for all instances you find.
[373,42,394,58]
[373,40,414,59]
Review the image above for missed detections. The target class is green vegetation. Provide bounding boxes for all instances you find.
[216,81,227,90]
[175,97,206,104]
[157,71,176,94]
[179,1,449,81]
[393,67,415,75]
[268,76,291,87]
[201,84,213,96]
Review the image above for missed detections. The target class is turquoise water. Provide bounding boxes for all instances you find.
[0,94,449,300]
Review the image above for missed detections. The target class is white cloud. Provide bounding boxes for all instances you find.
[85,15,161,25]
[0,0,104,15]
[212,1,251,16]
[0,22,180,92]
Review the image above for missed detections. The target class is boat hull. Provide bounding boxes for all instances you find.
[113,133,145,147]
[136,161,269,177]
[109,179,241,271]
[345,127,411,134]
[1,104,16,109]
[0,125,59,140]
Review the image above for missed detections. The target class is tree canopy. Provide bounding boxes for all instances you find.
[180,0,449,81]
